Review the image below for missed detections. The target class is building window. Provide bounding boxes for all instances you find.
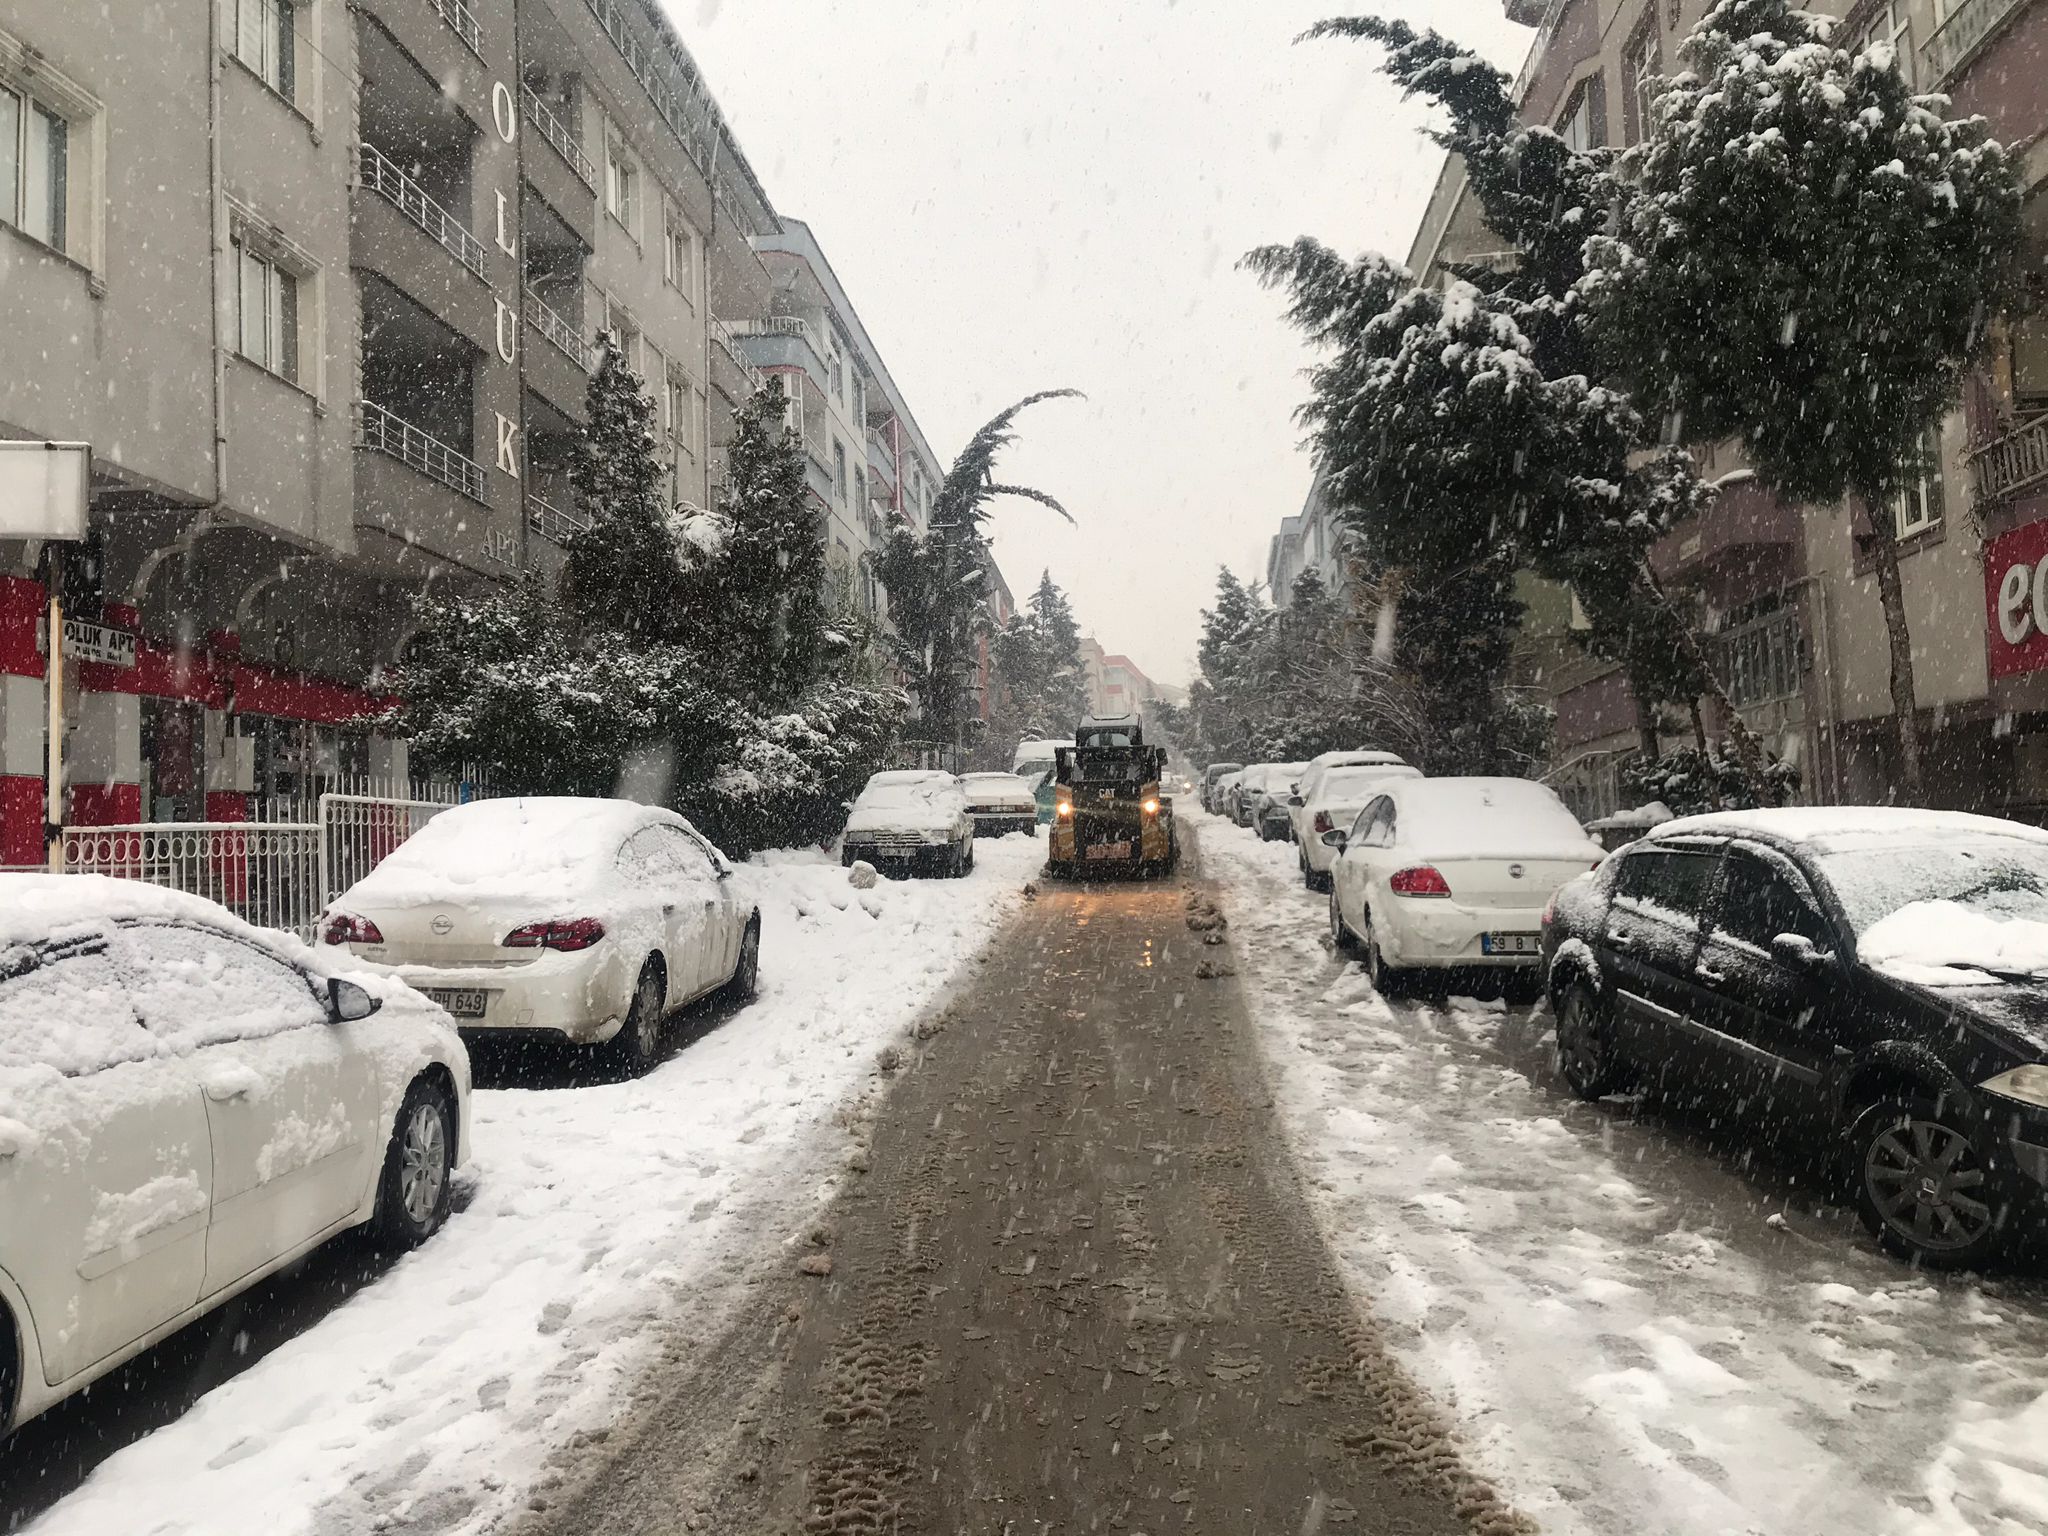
[235,239,300,382]
[1852,0,1915,88]
[1892,427,1946,540]
[605,135,637,235]
[663,209,697,303]
[602,299,641,377]
[830,353,844,402]
[1557,77,1602,152]
[1621,22,1660,147]
[2013,316,2048,416]
[833,438,848,503]
[0,83,69,252]
[233,0,298,104]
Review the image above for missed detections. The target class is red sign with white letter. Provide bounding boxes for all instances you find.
[1986,519,2048,679]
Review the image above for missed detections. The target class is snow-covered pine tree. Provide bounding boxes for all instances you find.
[1582,0,2025,794]
[1193,569,1273,761]
[562,331,687,644]
[1030,571,1088,731]
[687,380,824,708]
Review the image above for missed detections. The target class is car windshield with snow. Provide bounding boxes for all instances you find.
[841,772,976,878]
[322,798,760,1075]
[1543,809,2048,1269]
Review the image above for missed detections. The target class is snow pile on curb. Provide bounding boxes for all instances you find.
[31,835,1044,1536]
[1199,818,2048,1536]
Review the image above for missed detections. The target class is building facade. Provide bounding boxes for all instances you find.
[1267,465,1351,609]
[0,0,980,859]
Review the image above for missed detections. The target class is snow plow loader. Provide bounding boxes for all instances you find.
[1045,714,1180,879]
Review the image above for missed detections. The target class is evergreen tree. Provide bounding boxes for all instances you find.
[682,380,824,707]
[878,391,1081,754]
[562,331,686,644]
[1029,572,1088,730]
[1582,0,2024,794]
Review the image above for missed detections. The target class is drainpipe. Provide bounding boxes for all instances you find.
[208,0,229,502]
[1783,573,1843,804]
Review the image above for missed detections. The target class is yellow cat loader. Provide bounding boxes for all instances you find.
[1046,714,1180,879]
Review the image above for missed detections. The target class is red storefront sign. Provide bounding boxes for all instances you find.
[1986,518,2048,679]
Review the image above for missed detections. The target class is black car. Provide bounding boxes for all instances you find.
[1541,807,2048,1270]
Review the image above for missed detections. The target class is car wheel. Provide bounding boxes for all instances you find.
[723,920,761,1004]
[1329,888,1361,957]
[1852,1097,2006,1270]
[370,1076,456,1250]
[1363,913,1406,999]
[606,962,666,1075]
[964,840,976,874]
[1555,983,1623,1101]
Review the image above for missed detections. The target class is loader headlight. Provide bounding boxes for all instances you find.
[1142,798,1160,815]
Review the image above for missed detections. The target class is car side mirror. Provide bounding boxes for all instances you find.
[1770,933,1832,973]
[1289,795,1305,808]
[327,976,382,1022]
[1320,829,1347,850]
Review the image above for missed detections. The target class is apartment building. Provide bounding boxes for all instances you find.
[1268,465,1352,609]
[0,0,792,862]
[1403,0,2048,817]
[1078,637,1173,717]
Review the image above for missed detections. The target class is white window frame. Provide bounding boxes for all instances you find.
[605,130,638,238]
[1853,0,1916,89]
[833,437,848,503]
[1892,426,1946,540]
[1557,78,1599,153]
[0,80,67,254]
[232,0,300,106]
[232,234,303,384]
[0,31,102,272]
[663,204,698,306]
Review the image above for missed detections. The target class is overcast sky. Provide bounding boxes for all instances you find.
[678,1,1533,688]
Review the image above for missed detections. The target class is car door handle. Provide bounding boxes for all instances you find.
[1608,934,1633,950]
[204,1081,251,1103]
[1695,964,1727,983]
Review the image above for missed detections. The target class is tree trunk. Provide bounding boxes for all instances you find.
[1689,697,1708,754]
[1633,691,1661,760]
[1864,511,1926,801]
[1634,560,1774,800]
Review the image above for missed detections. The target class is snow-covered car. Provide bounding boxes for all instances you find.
[1295,762,1424,890]
[1011,739,1075,825]
[1285,749,1410,849]
[1541,807,2048,1270]
[1245,761,1307,839]
[322,798,760,1074]
[1200,763,1244,814]
[1211,770,1246,820]
[1326,776,1601,1000]
[1223,764,1274,826]
[0,875,468,1433]
[840,771,976,878]
[960,771,1039,837]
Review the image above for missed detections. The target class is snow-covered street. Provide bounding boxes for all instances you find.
[1200,817,2048,1536]
[13,835,1043,1536]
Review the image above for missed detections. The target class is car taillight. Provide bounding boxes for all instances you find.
[322,913,383,945]
[503,918,607,952]
[1312,811,1333,834]
[1542,894,1558,926]
[1389,866,1451,898]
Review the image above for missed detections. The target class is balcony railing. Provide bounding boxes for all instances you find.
[729,315,820,349]
[1966,412,2048,507]
[527,493,593,543]
[356,142,487,279]
[429,0,482,58]
[1925,0,2027,82]
[355,400,488,503]
[525,292,592,370]
[709,315,769,397]
[1713,604,1806,710]
[521,84,596,188]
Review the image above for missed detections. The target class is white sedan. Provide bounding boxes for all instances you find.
[1297,762,1424,890]
[0,875,468,1432]
[959,771,1040,837]
[839,771,977,877]
[1326,776,1604,1000]
[323,798,760,1074]
[1286,749,1411,851]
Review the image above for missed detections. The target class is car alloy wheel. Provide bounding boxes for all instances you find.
[1857,1101,2000,1266]
[727,923,761,1003]
[1555,985,1620,1100]
[399,1101,449,1228]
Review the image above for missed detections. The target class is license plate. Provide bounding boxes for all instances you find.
[1086,842,1132,860]
[424,988,489,1018]
[1482,932,1540,956]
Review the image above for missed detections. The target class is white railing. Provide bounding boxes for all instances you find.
[356,141,487,278]
[1966,412,2048,506]
[429,0,482,57]
[1925,0,2027,81]
[525,292,592,369]
[355,399,488,503]
[521,83,596,187]
[65,823,325,939]
[730,315,818,347]
[317,793,457,916]
[527,493,593,542]
[709,315,769,396]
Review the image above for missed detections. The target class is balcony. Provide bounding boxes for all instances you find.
[1925,0,2028,82]
[527,493,592,544]
[521,84,595,189]
[428,0,482,57]
[354,400,487,503]
[709,316,768,397]
[525,292,590,369]
[866,428,898,500]
[1966,412,2048,507]
[1712,604,1806,710]
[357,142,487,279]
